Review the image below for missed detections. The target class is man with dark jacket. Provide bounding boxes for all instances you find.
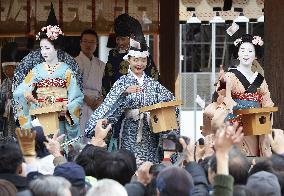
[0,142,28,191]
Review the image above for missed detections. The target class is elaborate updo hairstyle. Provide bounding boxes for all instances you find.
[36,25,64,50]
[232,34,264,59]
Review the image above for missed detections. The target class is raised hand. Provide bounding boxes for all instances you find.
[215,122,244,155]
[136,161,153,186]
[16,128,36,156]
[179,137,195,162]
[44,133,65,157]
[268,129,284,155]
[90,119,112,147]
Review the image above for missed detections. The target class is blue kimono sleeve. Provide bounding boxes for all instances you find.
[155,82,175,102]
[13,68,38,128]
[65,69,84,128]
[85,76,130,138]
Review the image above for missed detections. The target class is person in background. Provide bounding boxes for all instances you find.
[0,61,17,138]
[75,29,105,142]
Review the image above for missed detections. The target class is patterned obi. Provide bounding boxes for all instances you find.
[232,92,263,105]
[36,78,67,88]
[37,97,68,103]
[35,78,68,106]
[226,92,263,122]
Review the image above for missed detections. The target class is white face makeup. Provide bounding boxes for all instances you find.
[128,56,147,77]
[40,39,57,63]
[238,42,256,67]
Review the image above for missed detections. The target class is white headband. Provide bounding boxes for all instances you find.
[123,50,149,60]
[2,62,18,68]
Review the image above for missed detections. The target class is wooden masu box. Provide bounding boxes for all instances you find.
[30,103,64,136]
[140,100,182,133]
[233,107,278,135]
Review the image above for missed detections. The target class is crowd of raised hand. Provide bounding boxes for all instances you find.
[0,120,283,196]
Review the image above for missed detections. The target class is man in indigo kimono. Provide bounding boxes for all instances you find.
[102,13,160,150]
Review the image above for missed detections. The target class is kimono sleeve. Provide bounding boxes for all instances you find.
[13,68,37,127]
[260,79,274,107]
[85,76,129,137]
[155,81,175,102]
[65,69,84,127]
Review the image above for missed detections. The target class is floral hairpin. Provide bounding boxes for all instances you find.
[234,36,264,47]
[252,36,264,46]
[234,38,242,46]
[36,25,64,41]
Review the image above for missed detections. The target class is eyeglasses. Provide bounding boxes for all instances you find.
[81,40,97,45]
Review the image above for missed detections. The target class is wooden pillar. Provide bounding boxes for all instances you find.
[265,0,284,129]
[26,0,31,33]
[159,0,179,94]
[58,0,63,27]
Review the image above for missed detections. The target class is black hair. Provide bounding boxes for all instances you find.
[228,146,250,185]
[95,150,135,185]
[117,149,137,174]
[0,142,23,174]
[37,28,63,50]
[248,158,284,195]
[232,34,263,59]
[75,144,107,177]
[149,164,166,177]
[80,29,98,41]
[209,146,250,185]
[145,165,166,196]
[32,126,49,158]
[236,34,254,47]
[248,159,275,176]
[199,156,213,182]
[270,153,284,172]
[145,177,158,196]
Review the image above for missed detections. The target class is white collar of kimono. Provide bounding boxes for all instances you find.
[123,50,149,60]
[80,51,94,61]
[129,69,145,86]
[237,66,258,84]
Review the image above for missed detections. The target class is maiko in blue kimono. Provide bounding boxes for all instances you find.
[13,25,83,139]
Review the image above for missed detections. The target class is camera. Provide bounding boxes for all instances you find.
[162,131,190,152]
